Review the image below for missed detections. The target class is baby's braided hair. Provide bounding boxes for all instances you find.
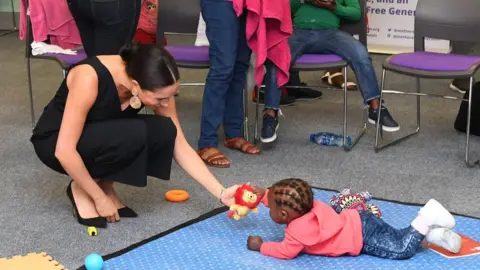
[271,178,314,215]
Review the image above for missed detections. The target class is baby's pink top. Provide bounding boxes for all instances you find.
[259,190,363,259]
[137,0,158,34]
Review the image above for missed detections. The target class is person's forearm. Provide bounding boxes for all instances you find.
[55,150,105,200]
[334,0,361,21]
[260,241,302,259]
[173,137,225,201]
[154,97,226,202]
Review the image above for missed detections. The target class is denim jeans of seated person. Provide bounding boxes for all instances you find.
[264,28,381,110]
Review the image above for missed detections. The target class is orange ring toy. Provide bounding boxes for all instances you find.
[165,190,189,202]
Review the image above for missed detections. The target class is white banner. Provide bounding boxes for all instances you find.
[365,0,450,54]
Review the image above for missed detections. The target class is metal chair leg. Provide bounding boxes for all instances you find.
[243,88,249,141]
[244,55,257,142]
[254,85,260,143]
[253,66,366,150]
[374,70,420,152]
[465,76,480,167]
[26,57,35,128]
[342,67,367,152]
[0,0,17,37]
[374,69,386,149]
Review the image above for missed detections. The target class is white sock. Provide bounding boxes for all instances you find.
[426,228,462,253]
[418,199,456,229]
[411,215,429,235]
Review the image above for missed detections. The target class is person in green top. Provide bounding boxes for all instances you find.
[259,0,400,144]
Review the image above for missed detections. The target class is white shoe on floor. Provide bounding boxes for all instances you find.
[426,228,462,253]
[419,199,456,229]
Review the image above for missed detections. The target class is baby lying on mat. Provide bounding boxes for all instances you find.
[248,178,462,260]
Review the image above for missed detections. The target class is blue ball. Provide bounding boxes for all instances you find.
[85,253,104,270]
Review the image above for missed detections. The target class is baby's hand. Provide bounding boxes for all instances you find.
[247,236,263,251]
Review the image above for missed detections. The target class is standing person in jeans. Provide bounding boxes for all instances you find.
[67,0,141,57]
[260,0,400,143]
[197,0,261,168]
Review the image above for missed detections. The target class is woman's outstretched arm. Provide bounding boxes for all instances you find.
[154,96,239,206]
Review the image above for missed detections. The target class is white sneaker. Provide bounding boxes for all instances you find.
[418,199,456,229]
[426,228,462,253]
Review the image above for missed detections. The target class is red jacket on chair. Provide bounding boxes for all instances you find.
[231,0,292,88]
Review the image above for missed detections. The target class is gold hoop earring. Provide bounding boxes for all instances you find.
[129,88,142,109]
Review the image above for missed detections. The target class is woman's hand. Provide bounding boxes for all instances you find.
[220,184,241,206]
[221,182,263,206]
[247,236,264,251]
[94,195,120,222]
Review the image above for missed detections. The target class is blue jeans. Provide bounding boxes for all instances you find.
[265,28,381,110]
[198,0,251,149]
[360,211,425,260]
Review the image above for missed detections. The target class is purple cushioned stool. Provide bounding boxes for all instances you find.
[376,0,480,168]
[42,49,87,69]
[378,51,480,166]
[387,52,480,73]
[293,54,347,71]
[165,45,210,68]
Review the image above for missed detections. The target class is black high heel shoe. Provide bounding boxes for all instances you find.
[118,206,138,218]
[66,181,107,228]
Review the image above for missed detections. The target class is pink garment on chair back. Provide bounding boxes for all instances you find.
[232,0,292,88]
[20,0,82,49]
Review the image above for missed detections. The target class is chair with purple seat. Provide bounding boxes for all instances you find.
[253,0,368,151]
[157,0,251,140]
[374,0,480,167]
[24,0,86,127]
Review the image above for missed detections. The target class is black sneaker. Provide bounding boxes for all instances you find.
[450,78,472,94]
[252,87,296,106]
[261,111,280,143]
[286,82,323,101]
[368,106,400,132]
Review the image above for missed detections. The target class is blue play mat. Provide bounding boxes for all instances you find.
[79,188,480,270]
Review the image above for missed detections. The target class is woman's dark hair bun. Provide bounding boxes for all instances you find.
[120,42,141,63]
[120,42,180,91]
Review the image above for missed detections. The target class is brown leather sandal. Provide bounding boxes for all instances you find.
[224,137,261,155]
[197,147,231,168]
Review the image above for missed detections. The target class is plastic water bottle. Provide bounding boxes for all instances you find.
[310,132,352,147]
